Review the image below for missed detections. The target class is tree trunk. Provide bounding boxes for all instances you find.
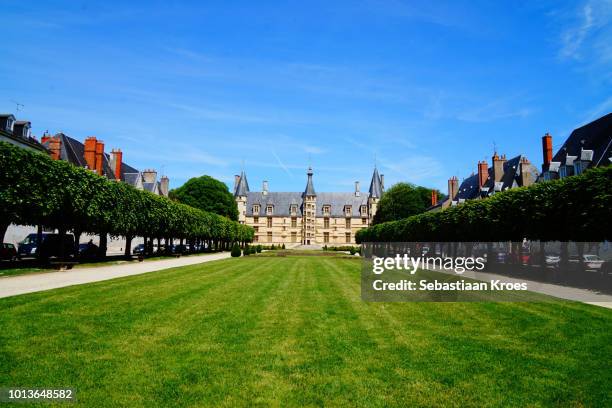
[36,225,43,262]
[124,235,132,258]
[98,232,108,259]
[73,228,82,257]
[58,226,66,260]
[0,221,9,245]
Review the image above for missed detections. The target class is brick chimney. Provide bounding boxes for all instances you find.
[519,157,534,187]
[355,181,360,197]
[94,140,105,175]
[110,149,122,180]
[542,132,553,171]
[84,136,97,171]
[492,153,506,182]
[48,136,61,160]
[478,160,488,188]
[160,176,169,196]
[447,176,458,200]
[142,169,157,183]
[431,189,438,206]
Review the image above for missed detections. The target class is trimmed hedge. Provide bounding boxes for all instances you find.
[0,141,253,246]
[356,166,612,243]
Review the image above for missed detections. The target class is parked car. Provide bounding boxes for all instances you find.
[18,233,75,259]
[133,244,146,255]
[583,254,604,270]
[545,255,560,268]
[78,241,99,259]
[0,243,18,261]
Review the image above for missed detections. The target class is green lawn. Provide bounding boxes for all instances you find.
[0,256,610,407]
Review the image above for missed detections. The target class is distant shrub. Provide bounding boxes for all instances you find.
[256,245,262,253]
[282,243,286,249]
[231,244,241,257]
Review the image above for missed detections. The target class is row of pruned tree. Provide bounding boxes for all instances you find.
[0,141,253,257]
[356,166,611,243]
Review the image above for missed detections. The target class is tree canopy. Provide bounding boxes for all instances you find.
[373,183,442,224]
[170,175,239,221]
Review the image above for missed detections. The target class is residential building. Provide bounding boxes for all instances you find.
[41,133,169,196]
[0,113,47,153]
[540,113,612,181]
[234,167,384,246]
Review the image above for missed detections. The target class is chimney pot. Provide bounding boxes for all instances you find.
[110,148,123,180]
[262,180,269,195]
[355,181,360,197]
[542,132,553,171]
[431,189,438,206]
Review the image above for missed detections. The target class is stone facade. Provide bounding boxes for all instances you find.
[234,167,384,246]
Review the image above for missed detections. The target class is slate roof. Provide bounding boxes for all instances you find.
[304,167,316,196]
[551,112,612,167]
[234,171,250,196]
[369,167,383,198]
[245,192,368,217]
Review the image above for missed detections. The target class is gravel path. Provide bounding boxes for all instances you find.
[0,252,231,299]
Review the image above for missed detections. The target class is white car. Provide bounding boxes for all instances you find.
[583,254,604,270]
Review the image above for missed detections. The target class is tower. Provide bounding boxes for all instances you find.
[368,167,384,222]
[234,170,249,224]
[302,166,317,245]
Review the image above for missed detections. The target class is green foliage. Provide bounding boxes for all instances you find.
[243,245,250,256]
[282,243,286,249]
[357,166,612,243]
[349,247,357,255]
[373,182,438,224]
[0,142,253,244]
[169,175,239,221]
[256,245,262,253]
[231,244,242,257]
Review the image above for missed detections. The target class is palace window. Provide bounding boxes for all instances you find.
[253,235,258,242]
[324,232,329,243]
[322,205,331,216]
[253,204,260,214]
[267,217,272,228]
[324,217,330,229]
[267,232,272,242]
[253,216,259,224]
[266,205,273,215]
[345,218,351,229]
[291,232,297,243]
[362,218,367,225]
[254,226,259,232]
[344,206,352,217]
[291,217,297,228]
[360,205,367,215]
[5,117,14,132]
[345,232,351,243]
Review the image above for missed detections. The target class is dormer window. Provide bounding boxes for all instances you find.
[360,205,367,215]
[290,204,297,215]
[253,204,260,214]
[344,205,352,217]
[266,205,273,215]
[5,118,14,132]
[23,126,31,139]
[322,205,331,216]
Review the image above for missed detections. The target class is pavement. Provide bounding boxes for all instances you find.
[0,252,231,299]
[426,266,612,309]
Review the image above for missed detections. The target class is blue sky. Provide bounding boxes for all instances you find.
[2,0,611,193]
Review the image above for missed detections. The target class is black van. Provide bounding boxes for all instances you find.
[18,233,76,259]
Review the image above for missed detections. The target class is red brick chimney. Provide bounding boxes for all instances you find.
[110,149,123,180]
[84,136,97,171]
[478,160,488,188]
[431,189,438,206]
[48,136,61,160]
[94,140,105,175]
[542,132,553,170]
[447,176,458,200]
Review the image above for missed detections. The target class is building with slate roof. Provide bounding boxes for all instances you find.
[0,113,47,153]
[540,113,612,180]
[40,133,169,196]
[234,167,384,245]
[429,152,538,211]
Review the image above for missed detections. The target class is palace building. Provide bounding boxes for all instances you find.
[234,167,384,246]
